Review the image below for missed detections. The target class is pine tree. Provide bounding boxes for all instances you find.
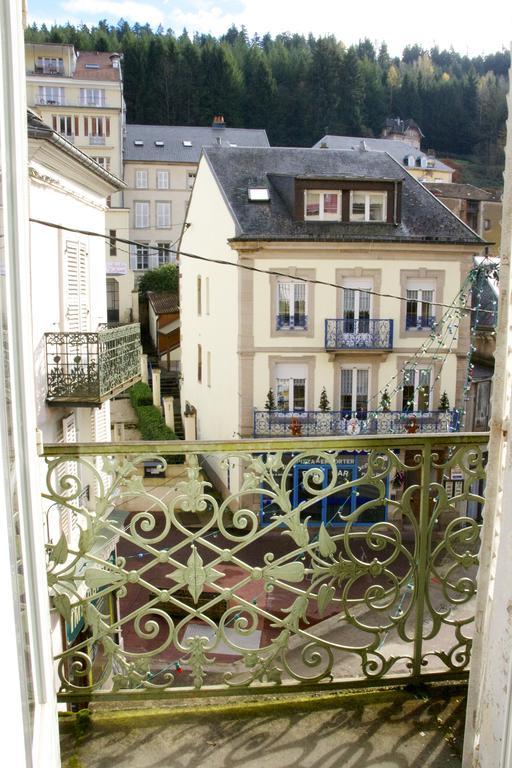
[380,389,391,412]
[438,391,450,412]
[265,389,276,412]
[319,387,330,412]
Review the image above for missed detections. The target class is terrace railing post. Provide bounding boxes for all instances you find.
[412,439,431,680]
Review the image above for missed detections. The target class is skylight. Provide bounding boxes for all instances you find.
[154,141,164,147]
[85,63,100,69]
[134,140,144,146]
[183,140,192,147]
[248,188,270,202]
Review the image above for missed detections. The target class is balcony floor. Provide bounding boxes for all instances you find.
[59,684,466,767]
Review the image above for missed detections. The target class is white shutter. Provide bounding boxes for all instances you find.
[148,246,159,269]
[129,243,138,271]
[65,240,89,331]
[90,404,111,493]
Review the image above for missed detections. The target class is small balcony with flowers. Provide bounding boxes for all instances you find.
[45,322,142,406]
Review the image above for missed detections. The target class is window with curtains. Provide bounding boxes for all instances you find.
[80,88,105,107]
[402,368,431,412]
[406,280,435,329]
[276,377,306,411]
[350,191,387,222]
[304,190,341,220]
[342,283,371,333]
[38,85,64,105]
[276,281,307,330]
[340,368,369,415]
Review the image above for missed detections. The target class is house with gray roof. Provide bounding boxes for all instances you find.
[312,135,453,182]
[179,145,484,488]
[124,117,270,281]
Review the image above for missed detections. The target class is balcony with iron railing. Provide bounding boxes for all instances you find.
[43,431,485,751]
[406,313,436,330]
[325,318,393,350]
[89,135,106,145]
[254,409,460,437]
[45,322,142,406]
[276,313,308,330]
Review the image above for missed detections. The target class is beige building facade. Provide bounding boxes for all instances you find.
[180,146,483,494]
[25,42,135,323]
[124,121,269,280]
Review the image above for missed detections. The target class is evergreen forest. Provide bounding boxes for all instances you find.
[25,21,510,188]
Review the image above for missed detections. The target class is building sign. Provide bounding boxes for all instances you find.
[106,262,127,275]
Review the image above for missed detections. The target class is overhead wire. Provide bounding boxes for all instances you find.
[29,216,497,319]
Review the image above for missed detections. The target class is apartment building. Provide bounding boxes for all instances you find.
[313,133,454,182]
[25,43,134,323]
[124,118,269,278]
[180,146,484,494]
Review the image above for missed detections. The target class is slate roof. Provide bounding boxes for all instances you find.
[125,124,270,163]
[202,146,484,245]
[147,292,180,314]
[424,182,494,201]
[312,135,452,174]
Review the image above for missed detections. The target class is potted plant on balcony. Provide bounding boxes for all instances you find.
[317,387,331,433]
[375,388,391,433]
[438,391,451,431]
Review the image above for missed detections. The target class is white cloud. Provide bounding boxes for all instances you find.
[62,0,165,28]
[169,0,510,56]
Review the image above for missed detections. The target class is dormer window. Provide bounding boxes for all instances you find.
[350,191,387,222]
[304,190,341,221]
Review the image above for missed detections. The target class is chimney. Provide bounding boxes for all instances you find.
[110,52,121,69]
[212,115,226,129]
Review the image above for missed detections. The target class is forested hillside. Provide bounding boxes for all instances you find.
[26,21,510,187]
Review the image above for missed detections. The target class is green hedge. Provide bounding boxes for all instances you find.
[128,384,183,463]
[129,381,153,408]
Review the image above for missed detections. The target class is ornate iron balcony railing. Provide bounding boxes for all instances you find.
[325,318,393,350]
[42,432,487,703]
[254,409,460,437]
[276,313,308,330]
[45,323,142,405]
[406,313,436,330]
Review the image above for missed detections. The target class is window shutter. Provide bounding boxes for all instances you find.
[105,117,110,137]
[74,116,79,136]
[129,244,138,271]
[52,115,57,131]
[149,246,159,269]
[83,116,88,136]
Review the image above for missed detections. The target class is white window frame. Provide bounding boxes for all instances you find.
[406,279,435,329]
[187,171,196,188]
[92,156,110,170]
[135,169,148,189]
[80,87,105,107]
[349,191,387,222]
[157,242,170,265]
[57,114,73,137]
[134,201,149,229]
[157,169,170,189]
[402,367,432,412]
[340,367,370,414]
[135,243,150,270]
[277,280,307,329]
[304,190,341,221]
[275,363,308,412]
[38,85,64,105]
[155,201,171,229]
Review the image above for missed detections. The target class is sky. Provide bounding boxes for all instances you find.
[27,0,512,57]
